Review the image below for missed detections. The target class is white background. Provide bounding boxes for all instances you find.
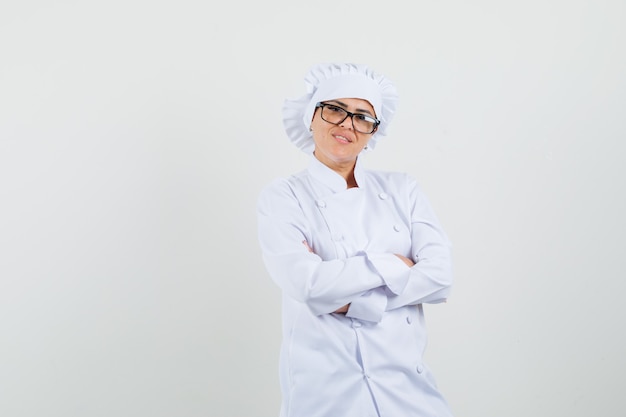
[1,1,624,416]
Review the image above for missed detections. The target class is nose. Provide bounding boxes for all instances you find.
[339,114,354,130]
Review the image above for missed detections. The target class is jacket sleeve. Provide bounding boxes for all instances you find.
[345,287,388,322]
[257,178,409,316]
[385,177,454,310]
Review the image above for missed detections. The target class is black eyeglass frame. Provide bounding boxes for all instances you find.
[315,102,380,134]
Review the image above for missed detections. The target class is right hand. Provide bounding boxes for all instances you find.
[395,254,415,268]
[333,304,350,314]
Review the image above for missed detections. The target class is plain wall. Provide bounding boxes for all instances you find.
[1,1,624,416]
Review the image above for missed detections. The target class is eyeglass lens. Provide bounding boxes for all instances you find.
[320,105,377,134]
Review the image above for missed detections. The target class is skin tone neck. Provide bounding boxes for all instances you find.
[317,156,358,188]
[309,98,377,188]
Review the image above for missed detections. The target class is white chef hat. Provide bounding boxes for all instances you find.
[282,62,399,153]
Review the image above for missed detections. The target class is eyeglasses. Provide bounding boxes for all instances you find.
[315,102,380,134]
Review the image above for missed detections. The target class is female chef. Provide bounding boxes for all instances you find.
[257,62,455,417]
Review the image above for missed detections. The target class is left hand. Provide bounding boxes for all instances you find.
[394,254,415,268]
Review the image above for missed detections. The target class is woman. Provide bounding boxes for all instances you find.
[257,62,454,417]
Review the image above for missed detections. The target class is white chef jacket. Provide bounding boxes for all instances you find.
[257,155,454,417]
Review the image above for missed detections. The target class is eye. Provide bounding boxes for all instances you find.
[354,114,375,123]
[325,105,345,114]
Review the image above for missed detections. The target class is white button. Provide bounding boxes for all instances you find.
[352,321,362,328]
[378,192,388,200]
[364,373,371,379]
[393,224,401,232]
[416,365,424,373]
[316,200,326,208]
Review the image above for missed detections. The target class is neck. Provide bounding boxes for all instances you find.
[314,152,359,188]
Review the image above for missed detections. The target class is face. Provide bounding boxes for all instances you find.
[310,97,377,169]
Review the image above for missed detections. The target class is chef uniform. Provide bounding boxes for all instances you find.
[257,63,455,417]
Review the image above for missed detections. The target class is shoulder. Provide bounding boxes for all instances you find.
[362,168,420,191]
[257,170,309,208]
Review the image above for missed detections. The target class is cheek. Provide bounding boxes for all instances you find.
[310,116,324,132]
[310,128,327,150]
[360,135,373,149]
[310,120,331,142]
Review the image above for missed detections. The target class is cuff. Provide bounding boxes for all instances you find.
[346,288,388,323]
[365,252,410,295]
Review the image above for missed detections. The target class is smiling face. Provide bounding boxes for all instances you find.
[310,97,377,171]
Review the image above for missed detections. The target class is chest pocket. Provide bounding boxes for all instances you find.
[312,188,411,260]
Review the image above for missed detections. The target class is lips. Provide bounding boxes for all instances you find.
[332,132,354,143]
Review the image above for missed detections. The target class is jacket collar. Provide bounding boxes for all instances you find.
[307,153,366,193]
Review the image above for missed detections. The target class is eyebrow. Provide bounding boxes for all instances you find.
[326,100,375,117]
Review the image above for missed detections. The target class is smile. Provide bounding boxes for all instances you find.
[333,134,353,144]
